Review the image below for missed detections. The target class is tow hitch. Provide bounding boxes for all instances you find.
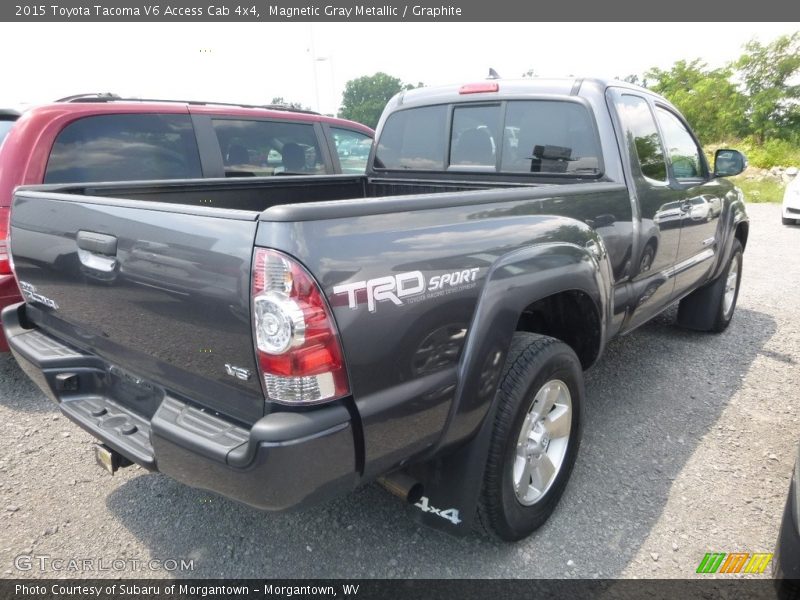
[93,443,132,475]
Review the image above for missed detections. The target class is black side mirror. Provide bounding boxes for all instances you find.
[714,149,747,177]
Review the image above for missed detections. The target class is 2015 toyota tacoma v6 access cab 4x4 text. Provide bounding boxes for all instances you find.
[4,78,748,541]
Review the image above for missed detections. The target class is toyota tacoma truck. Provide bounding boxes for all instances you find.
[4,78,749,541]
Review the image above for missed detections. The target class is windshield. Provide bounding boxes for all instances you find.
[375,100,602,176]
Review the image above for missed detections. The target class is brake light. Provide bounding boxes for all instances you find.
[0,207,11,275]
[459,82,499,95]
[251,248,350,405]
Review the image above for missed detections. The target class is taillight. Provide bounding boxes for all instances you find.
[459,82,499,94]
[0,207,11,275]
[251,248,350,405]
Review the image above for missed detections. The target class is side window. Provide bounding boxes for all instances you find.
[655,107,704,180]
[45,114,202,183]
[211,119,326,177]
[330,128,372,174]
[450,104,500,167]
[614,95,667,183]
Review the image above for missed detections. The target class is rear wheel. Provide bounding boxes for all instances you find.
[783,216,796,226]
[476,333,583,541]
[677,238,743,333]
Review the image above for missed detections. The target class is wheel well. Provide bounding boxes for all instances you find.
[735,221,749,250]
[515,290,601,369]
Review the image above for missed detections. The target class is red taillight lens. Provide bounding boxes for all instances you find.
[459,82,499,94]
[252,248,350,405]
[0,207,11,275]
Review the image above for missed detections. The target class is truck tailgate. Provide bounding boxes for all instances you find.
[10,190,264,424]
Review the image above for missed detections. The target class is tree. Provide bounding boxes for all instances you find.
[270,97,309,111]
[735,33,800,144]
[338,73,408,129]
[645,59,747,143]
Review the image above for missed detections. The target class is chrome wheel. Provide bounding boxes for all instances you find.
[513,379,572,506]
[723,257,739,318]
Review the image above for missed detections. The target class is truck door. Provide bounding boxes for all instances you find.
[652,105,722,297]
[612,92,680,330]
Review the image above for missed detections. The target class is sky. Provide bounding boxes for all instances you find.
[1,22,798,115]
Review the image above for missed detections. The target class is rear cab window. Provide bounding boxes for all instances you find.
[375,100,602,176]
[210,119,326,177]
[44,114,202,183]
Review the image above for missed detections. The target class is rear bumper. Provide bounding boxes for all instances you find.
[0,273,22,352]
[2,302,357,511]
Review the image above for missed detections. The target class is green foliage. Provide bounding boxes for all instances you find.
[730,175,785,203]
[740,138,800,169]
[637,32,800,156]
[645,60,748,143]
[735,33,800,144]
[338,73,407,129]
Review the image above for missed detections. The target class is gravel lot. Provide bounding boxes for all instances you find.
[1,202,798,579]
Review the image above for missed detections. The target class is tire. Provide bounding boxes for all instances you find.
[783,217,796,226]
[677,238,743,333]
[476,333,583,541]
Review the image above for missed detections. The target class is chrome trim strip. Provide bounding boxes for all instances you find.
[662,248,715,280]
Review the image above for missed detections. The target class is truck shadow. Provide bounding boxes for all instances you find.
[102,305,775,578]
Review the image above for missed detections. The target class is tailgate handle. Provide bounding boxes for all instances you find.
[77,231,117,256]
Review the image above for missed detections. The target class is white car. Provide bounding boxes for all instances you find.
[783,175,800,225]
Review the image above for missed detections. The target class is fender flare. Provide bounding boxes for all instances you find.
[405,237,613,534]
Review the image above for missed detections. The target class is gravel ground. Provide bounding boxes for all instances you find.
[0,202,798,579]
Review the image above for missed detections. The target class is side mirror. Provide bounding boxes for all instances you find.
[714,149,747,177]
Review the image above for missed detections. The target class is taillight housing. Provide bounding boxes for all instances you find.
[0,206,11,275]
[251,248,350,405]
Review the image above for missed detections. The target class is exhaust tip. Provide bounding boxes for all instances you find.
[378,473,424,504]
[406,482,424,505]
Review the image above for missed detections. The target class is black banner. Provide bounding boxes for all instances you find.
[2,0,800,22]
[1,579,795,600]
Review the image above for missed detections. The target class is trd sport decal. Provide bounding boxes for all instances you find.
[333,268,481,313]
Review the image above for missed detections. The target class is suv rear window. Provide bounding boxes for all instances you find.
[375,100,601,175]
[44,114,202,184]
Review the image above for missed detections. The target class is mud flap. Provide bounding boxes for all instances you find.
[404,403,499,536]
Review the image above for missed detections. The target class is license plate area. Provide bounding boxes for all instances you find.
[108,365,162,418]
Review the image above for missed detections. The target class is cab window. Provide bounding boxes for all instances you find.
[615,95,668,183]
[655,107,705,180]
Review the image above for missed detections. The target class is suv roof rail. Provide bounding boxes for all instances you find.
[55,93,320,115]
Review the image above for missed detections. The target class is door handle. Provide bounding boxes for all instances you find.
[76,231,118,273]
[77,231,117,256]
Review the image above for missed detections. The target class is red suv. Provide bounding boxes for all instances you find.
[0,94,374,351]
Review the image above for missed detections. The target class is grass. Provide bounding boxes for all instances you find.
[731,175,785,203]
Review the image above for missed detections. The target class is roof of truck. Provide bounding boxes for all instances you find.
[393,77,665,108]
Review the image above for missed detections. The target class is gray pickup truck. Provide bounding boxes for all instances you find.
[4,78,749,541]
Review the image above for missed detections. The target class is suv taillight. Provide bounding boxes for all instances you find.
[0,207,11,275]
[251,248,349,405]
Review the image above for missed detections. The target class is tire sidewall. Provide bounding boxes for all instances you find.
[718,242,743,327]
[496,346,583,538]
